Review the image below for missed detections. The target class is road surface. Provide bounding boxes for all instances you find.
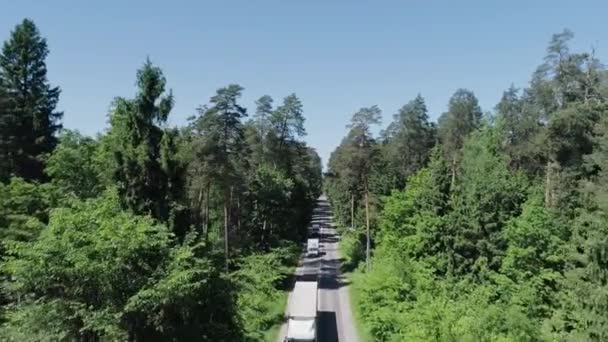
[278,195,359,342]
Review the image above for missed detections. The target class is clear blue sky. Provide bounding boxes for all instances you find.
[2,1,607,168]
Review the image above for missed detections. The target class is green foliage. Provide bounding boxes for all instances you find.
[0,18,323,341]
[1,191,241,341]
[382,95,436,190]
[248,95,274,167]
[247,165,294,247]
[232,244,298,341]
[124,234,240,341]
[340,30,608,342]
[45,130,104,199]
[270,94,305,151]
[340,228,366,271]
[0,19,62,181]
[104,59,186,231]
[438,89,482,171]
[15,15,608,342]
[0,177,57,242]
[450,127,529,275]
[495,86,545,175]
[2,190,171,339]
[325,106,383,231]
[378,154,450,273]
[186,84,247,236]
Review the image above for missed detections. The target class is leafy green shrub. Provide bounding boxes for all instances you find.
[232,243,298,341]
[0,177,58,242]
[340,228,366,271]
[1,189,241,341]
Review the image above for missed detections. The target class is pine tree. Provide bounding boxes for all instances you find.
[269,94,305,167]
[0,19,62,181]
[254,95,273,142]
[495,85,545,175]
[347,106,382,271]
[438,89,482,188]
[191,84,247,269]
[384,94,436,189]
[248,95,273,168]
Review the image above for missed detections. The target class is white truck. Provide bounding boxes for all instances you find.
[306,238,319,257]
[285,281,318,342]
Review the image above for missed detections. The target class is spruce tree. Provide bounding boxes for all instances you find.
[105,59,184,227]
[0,19,62,181]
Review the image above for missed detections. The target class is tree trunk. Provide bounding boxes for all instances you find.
[237,196,241,232]
[229,186,234,244]
[545,161,551,207]
[204,184,210,238]
[229,185,234,216]
[269,223,273,241]
[451,154,457,190]
[351,193,355,230]
[197,186,204,216]
[262,219,267,248]
[224,201,229,271]
[545,160,559,208]
[365,191,371,272]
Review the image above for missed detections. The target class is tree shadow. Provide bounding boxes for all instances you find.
[340,260,360,274]
[295,273,319,282]
[319,258,351,290]
[317,311,339,342]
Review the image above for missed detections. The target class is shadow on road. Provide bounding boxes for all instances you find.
[318,311,339,342]
[319,275,351,290]
[295,273,319,282]
[322,236,340,244]
[319,258,351,290]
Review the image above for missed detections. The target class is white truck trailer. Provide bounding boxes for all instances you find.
[307,238,319,257]
[285,281,318,342]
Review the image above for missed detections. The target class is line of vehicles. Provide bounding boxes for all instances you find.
[285,281,318,342]
[284,222,322,342]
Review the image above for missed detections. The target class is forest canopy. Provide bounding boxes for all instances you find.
[325,29,608,341]
[0,19,321,341]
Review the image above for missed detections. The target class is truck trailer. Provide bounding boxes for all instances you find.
[306,238,319,257]
[285,281,318,342]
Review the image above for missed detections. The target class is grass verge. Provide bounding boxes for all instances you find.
[343,270,374,342]
[338,230,373,342]
[263,288,289,342]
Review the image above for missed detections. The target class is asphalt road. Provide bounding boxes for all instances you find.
[277,196,358,342]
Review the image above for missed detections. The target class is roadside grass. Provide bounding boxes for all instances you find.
[337,229,374,342]
[263,289,289,342]
[338,228,366,273]
[235,241,299,342]
[343,269,374,342]
[263,243,300,342]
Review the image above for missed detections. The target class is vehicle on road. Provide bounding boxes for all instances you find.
[310,223,320,237]
[306,238,319,257]
[285,281,318,342]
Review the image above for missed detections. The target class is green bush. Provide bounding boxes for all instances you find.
[1,190,241,341]
[340,228,366,271]
[232,243,299,341]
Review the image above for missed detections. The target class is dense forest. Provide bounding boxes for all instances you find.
[326,29,608,341]
[0,19,322,341]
